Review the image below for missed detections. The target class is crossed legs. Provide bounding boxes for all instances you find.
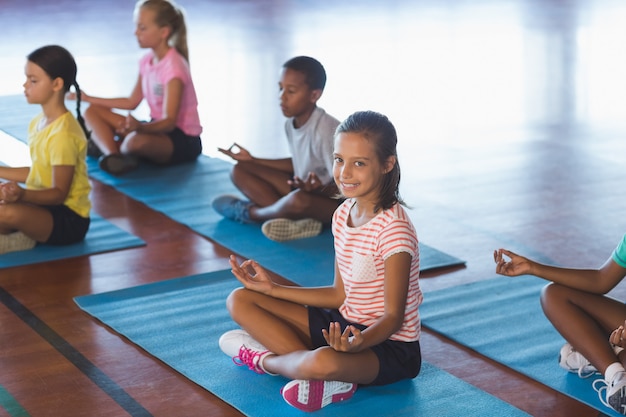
[226,287,379,384]
[231,161,339,224]
[84,104,173,164]
[541,283,626,374]
[0,203,53,242]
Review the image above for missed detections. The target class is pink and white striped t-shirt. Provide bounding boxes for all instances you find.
[333,199,422,342]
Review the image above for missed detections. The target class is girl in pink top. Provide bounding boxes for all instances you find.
[218,111,422,412]
[76,0,202,176]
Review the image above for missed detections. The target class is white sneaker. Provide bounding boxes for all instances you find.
[218,329,274,375]
[281,379,357,412]
[558,343,598,378]
[261,218,322,242]
[594,371,626,415]
[0,232,36,255]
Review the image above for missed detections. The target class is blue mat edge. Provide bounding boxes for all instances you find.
[0,214,144,269]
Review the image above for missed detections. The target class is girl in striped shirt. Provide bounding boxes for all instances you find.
[219,110,422,412]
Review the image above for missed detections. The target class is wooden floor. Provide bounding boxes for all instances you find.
[2,0,626,416]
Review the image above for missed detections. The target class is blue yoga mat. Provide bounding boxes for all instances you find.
[74,269,529,417]
[0,214,144,269]
[420,275,622,417]
[85,156,465,286]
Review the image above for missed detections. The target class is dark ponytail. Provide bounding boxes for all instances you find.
[72,81,90,139]
[27,45,90,139]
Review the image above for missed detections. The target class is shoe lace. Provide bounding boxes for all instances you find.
[564,348,597,378]
[233,345,267,374]
[227,199,250,223]
[593,378,611,409]
[577,365,597,379]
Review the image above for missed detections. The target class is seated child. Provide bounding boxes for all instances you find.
[0,45,91,254]
[74,0,203,176]
[495,235,626,415]
[218,111,422,411]
[213,56,340,241]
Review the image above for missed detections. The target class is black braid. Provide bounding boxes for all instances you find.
[73,81,91,140]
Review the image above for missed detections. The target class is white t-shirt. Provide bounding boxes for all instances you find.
[284,107,339,185]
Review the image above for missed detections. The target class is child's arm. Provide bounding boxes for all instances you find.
[126,78,182,134]
[323,252,412,353]
[494,248,626,294]
[242,156,293,173]
[229,255,345,308]
[0,166,30,183]
[79,74,143,111]
[218,143,294,173]
[4,165,74,206]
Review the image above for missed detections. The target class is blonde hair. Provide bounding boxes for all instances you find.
[136,0,189,62]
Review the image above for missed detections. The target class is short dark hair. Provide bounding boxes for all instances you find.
[335,111,404,212]
[282,56,327,91]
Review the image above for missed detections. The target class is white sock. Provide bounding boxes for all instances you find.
[258,352,278,376]
[605,362,625,383]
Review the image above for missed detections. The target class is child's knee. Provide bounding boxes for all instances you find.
[225,287,242,312]
[225,287,255,316]
[297,348,342,380]
[120,133,147,154]
[540,282,572,311]
[0,204,17,223]
[83,103,106,121]
[231,162,257,186]
[0,205,27,233]
[541,282,562,301]
[283,190,311,213]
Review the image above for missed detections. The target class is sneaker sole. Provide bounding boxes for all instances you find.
[261,218,322,242]
[281,380,356,412]
[609,384,626,413]
[99,154,138,176]
[0,232,36,254]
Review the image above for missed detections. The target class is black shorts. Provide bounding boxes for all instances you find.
[42,205,90,245]
[167,127,202,165]
[307,306,422,386]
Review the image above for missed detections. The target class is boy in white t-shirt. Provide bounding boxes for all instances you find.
[214,56,341,241]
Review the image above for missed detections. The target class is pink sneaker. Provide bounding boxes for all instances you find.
[218,329,274,375]
[234,345,273,374]
[281,379,357,412]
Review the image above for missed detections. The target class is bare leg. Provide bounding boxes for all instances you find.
[83,105,125,155]
[230,162,339,223]
[226,287,312,354]
[0,203,53,242]
[226,287,379,384]
[231,162,292,207]
[121,132,173,164]
[250,189,340,224]
[263,347,379,384]
[541,283,626,374]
